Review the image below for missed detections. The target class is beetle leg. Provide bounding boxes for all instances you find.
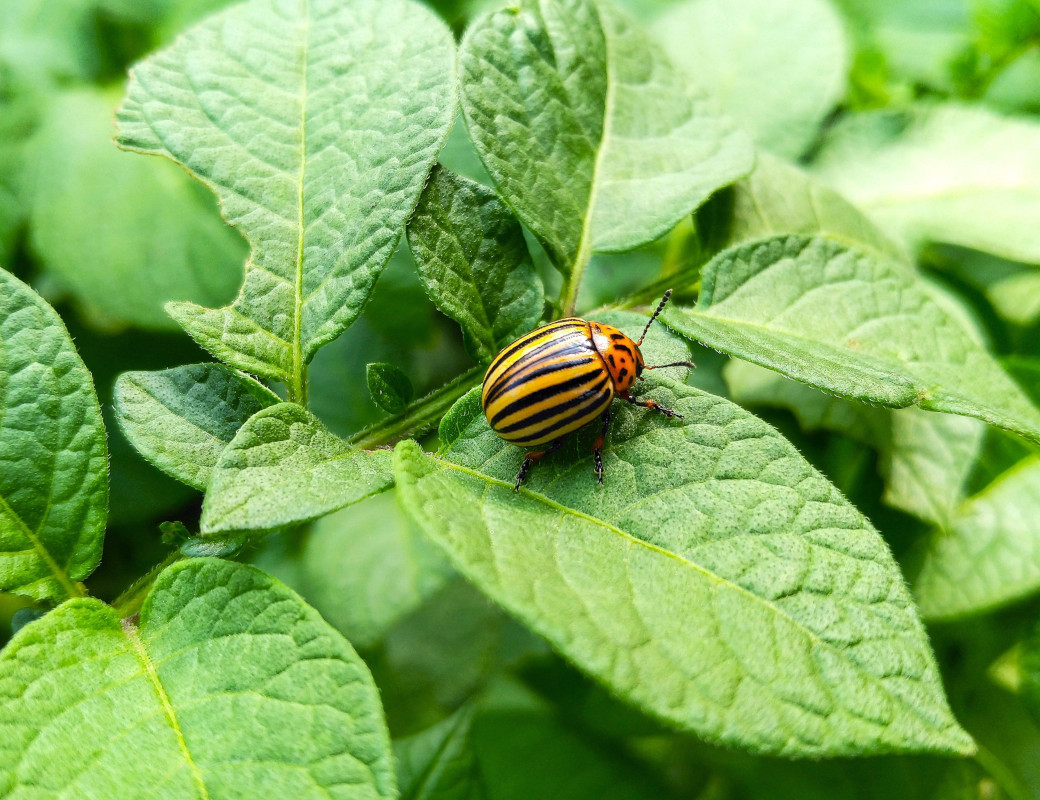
[592,408,611,484]
[619,390,683,419]
[514,437,567,491]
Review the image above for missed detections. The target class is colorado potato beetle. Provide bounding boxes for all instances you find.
[481,290,694,490]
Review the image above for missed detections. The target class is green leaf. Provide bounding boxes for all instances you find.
[115,0,456,396]
[663,235,1040,447]
[726,360,986,527]
[811,104,1040,264]
[458,0,753,303]
[653,0,849,159]
[298,491,451,649]
[114,363,280,491]
[394,706,483,800]
[913,457,1040,620]
[0,558,396,799]
[24,88,246,330]
[201,402,394,534]
[722,152,909,265]
[0,270,106,602]
[367,362,415,416]
[394,375,974,756]
[406,165,543,363]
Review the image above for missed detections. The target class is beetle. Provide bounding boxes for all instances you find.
[481,290,694,490]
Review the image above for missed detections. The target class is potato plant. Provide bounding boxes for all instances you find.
[3,0,1040,797]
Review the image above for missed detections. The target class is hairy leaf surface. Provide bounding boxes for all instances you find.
[395,373,972,756]
[114,363,280,491]
[407,165,543,363]
[664,235,1040,446]
[459,0,753,272]
[116,0,456,392]
[0,558,395,799]
[0,270,106,602]
[201,403,393,534]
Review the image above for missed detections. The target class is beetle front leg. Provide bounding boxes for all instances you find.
[619,390,683,419]
[592,408,611,484]
[514,437,567,491]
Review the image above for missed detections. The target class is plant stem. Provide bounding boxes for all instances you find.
[974,743,1032,800]
[558,238,593,317]
[289,364,308,407]
[348,365,484,450]
[112,550,183,618]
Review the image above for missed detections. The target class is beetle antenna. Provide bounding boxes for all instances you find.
[637,289,673,347]
[643,361,696,370]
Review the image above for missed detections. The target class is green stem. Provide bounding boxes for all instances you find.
[112,550,183,618]
[559,238,594,317]
[974,743,1032,800]
[348,365,484,450]
[288,364,308,407]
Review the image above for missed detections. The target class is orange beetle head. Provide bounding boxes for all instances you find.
[589,322,643,392]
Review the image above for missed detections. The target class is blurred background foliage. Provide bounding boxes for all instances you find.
[3,0,1040,797]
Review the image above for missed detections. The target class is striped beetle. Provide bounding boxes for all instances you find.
[481,290,694,490]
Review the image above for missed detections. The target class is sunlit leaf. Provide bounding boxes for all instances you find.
[0,558,396,799]
[116,0,456,394]
[0,270,106,602]
[395,371,973,756]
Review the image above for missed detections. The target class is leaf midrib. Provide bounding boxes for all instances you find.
[291,2,312,402]
[0,491,83,599]
[122,617,210,800]
[432,455,953,737]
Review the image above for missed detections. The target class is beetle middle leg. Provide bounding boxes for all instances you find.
[514,436,567,491]
[592,408,611,484]
[619,390,683,419]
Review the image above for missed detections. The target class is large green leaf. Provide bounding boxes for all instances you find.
[114,363,281,491]
[394,374,973,756]
[0,270,106,602]
[458,0,752,299]
[811,104,1040,264]
[653,0,848,159]
[913,457,1040,620]
[25,89,246,329]
[116,0,456,397]
[298,492,451,649]
[200,403,394,534]
[664,235,1040,447]
[407,165,543,363]
[0,558,396,799]
[725,361,986,528]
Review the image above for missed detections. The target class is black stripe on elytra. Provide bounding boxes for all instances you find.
[505,385,612,444]
[489,367,602,426]
[484,353,597,408]
[484,332,593,402]
[486,320,584,375]
[497,375,610,435]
